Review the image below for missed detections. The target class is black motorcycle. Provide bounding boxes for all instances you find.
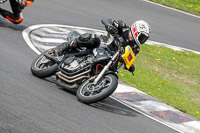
[31,29,136,104]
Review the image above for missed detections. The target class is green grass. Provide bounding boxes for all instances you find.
[149,0,200,16]
[119,44,200,120]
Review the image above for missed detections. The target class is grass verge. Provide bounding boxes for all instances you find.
[119,44,200,120]
[149,0,200,16]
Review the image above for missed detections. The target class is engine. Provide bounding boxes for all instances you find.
[55,48,110,89]
[55,47,112,90]
[56,55,94,85]
[61,55,93,73]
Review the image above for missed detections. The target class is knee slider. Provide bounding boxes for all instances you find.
[77,33,100,49]
[77,33,92,44]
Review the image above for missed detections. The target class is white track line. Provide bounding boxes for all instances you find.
[111,96,183,133]
[31,34,66,43]
[146,40,200,54]
[22,28,41,55]
[143,0,200,19]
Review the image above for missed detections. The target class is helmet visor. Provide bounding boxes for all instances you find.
[138,33,149,44]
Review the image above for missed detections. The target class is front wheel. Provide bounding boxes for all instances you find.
[76,74,118,104]
[31,51,58,78]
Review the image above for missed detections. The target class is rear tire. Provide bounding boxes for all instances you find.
[76,74,118,104]
[31,51,58,78]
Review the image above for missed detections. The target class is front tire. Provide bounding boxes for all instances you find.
[31,51,58,78]
[76,74,118,104]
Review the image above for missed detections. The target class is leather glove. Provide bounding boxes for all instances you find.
[106,25,118,36]
[118,20,127,28]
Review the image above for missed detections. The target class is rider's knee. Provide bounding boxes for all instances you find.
[77,33,100,49]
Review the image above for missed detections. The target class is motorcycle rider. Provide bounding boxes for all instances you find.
[49,18,151,72]
[0,0,34,24]
[101,18,151,55]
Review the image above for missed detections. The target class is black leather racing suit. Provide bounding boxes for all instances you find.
[102,18,140,56]
[53,18,140,57]
[102,18,139,72]
[52,33,101,55]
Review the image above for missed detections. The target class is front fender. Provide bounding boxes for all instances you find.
[105,71,118,79]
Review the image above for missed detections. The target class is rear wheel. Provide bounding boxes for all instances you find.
[76,74,118,104]
[31,51,58,78]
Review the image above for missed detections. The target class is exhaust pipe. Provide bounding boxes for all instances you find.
[56,69,90,83]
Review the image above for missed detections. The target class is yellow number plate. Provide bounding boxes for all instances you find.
[122,46,136,69]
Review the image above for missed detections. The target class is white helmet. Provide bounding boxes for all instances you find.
[130,20,151,46]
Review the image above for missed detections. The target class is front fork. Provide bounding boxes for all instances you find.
[93,51,121,85]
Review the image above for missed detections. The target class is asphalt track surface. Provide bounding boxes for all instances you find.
[0,0,199,133]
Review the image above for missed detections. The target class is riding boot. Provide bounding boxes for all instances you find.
[0,8,7,17]
[49,40,77,56]
[48,33,100,56]
[0,8,2,15]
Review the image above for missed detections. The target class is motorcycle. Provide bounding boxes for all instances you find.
[31,26,136,104]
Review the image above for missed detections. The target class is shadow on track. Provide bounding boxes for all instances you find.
[0,17,27,31]
[89,98,139,117]
[44,77,139,117]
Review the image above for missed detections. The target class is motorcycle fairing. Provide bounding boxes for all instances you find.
[92,48,111,63]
